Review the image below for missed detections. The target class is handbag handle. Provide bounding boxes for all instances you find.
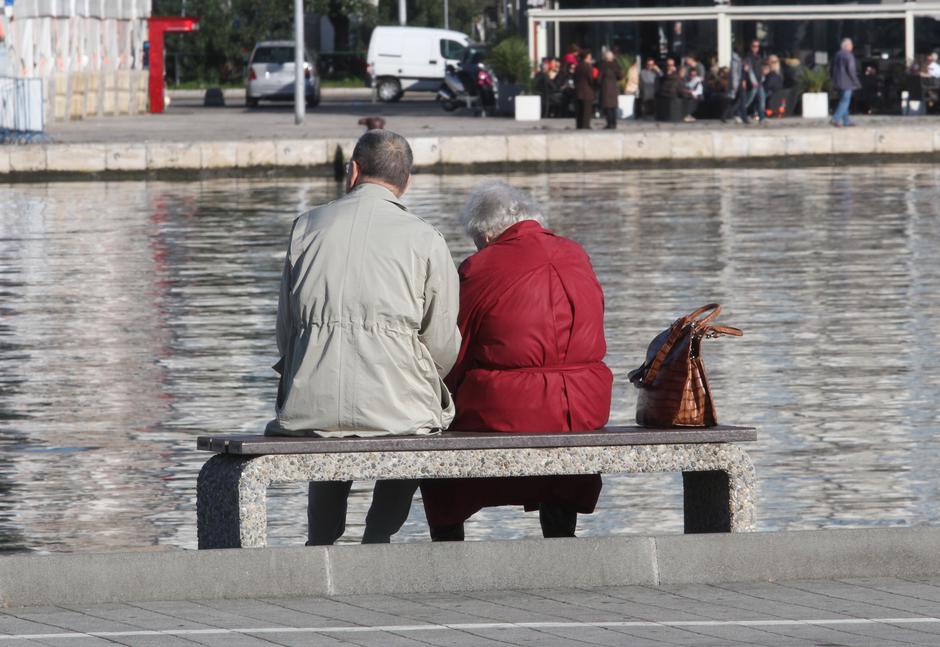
[636,305,738,385]
[703,325,743,338]
[686,303,721,328]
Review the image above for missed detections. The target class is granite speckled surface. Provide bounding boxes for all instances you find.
[197,444,756,549]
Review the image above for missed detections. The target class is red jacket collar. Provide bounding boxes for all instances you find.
[492,220,551,244]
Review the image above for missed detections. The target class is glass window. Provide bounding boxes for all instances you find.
[440,40,467,60]
[252,47,296,65]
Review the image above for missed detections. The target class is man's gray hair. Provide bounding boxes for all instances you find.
[351,129,413,190]
[841,38,853,49]
[459,181,546,247]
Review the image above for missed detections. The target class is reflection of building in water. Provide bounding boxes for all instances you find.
[0,2,151,122]
[0,182,179,551]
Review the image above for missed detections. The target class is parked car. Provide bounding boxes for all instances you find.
[366,26,471,102]
[246,41,320,108]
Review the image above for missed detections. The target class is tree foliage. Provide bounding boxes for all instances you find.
[375,0,490,41]
[153,0,375,83]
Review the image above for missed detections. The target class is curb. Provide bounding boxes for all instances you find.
[1,528,938,608]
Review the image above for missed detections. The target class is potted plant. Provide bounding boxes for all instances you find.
[616,53,637,119]
[488,36,538,119]
[800,65,830,118]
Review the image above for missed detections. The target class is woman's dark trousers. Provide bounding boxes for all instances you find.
[429,503,578,541]
[576,99,592,129]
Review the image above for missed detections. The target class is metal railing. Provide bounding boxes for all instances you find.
[0,77,48,144]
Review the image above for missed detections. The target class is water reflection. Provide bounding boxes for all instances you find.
[1,166,939,553]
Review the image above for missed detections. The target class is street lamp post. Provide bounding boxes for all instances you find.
[294,0,305,125]
[444,0,449,30]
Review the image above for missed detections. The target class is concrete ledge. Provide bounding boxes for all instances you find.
[2,527,938,608]
[3,124,940,179]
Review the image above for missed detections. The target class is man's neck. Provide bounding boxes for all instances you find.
[353,178,402,198]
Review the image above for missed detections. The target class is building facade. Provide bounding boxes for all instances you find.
[0,0,151,122]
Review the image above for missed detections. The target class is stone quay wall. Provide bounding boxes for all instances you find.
[2,124,939,176]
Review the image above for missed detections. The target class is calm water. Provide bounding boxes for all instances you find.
[2,166,939,554]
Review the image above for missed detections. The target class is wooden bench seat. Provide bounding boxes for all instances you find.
[195,425,757,549]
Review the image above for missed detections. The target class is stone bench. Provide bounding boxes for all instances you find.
[195,426,757,549]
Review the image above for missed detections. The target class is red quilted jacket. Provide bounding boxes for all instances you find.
[421,220,612,526]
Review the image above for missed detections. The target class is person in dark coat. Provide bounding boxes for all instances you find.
[830,37,861,127]
[597,50,624,129]
[533,58,555,118]
[573,50,596,129]
[421,181,612,541]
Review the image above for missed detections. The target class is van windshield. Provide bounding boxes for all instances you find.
[252,47,296,65]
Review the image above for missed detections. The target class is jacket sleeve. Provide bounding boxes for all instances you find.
[275,224,296,358]
[419,233,461,377]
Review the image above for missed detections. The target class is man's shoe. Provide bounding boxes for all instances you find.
[830,120,843,128]
[683,115,696,122]
[845,121,857,127]
[733,116,744,124]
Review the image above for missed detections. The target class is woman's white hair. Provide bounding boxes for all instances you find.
[459,181,547,247]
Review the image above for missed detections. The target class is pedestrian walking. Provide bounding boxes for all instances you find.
[831,38,861,127]
[598,50,624,129]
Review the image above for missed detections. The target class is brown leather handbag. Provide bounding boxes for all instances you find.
[628,304,742,427]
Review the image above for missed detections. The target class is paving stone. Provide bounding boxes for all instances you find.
[58,603,214,632]
[1,607,140,634]
[326,594,482,625]
[0,611,64,635]
[183,633,285,647]
[781,579,940,617]
[121,600,272,629]
[260,596,409,627]
[189,598,334,627]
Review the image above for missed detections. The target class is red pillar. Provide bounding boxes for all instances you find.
[147,17,200,114]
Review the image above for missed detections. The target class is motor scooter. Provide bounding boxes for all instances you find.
[437,63,497,115]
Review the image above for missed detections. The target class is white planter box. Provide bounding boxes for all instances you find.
[514,94,541,121]
[801,92,829,119]
[618,94,635,119]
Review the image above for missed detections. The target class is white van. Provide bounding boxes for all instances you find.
[366,26,471,102]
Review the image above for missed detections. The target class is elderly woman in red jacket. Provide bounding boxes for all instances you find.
[421,181,613,540]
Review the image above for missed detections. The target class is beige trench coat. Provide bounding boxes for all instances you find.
[265,182,460,437]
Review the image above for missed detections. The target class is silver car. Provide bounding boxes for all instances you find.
[246,41,321,108]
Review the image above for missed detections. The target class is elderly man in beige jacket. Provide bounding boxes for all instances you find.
[266,129,460,545]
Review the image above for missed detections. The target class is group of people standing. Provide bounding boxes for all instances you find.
[267,129,612,544]
[534,48,627,129]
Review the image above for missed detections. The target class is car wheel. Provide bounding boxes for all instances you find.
[376,78,402,103]
[246,95,259,108]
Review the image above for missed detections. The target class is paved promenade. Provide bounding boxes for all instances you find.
[2,91,940,176]
[4,578,940,646]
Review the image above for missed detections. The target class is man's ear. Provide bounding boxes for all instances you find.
[346,160,360,192]
[399,174,413,197]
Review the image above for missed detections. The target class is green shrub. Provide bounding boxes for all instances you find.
[616,54,635,92]
[801,65,829,93]
[488,37,532,88]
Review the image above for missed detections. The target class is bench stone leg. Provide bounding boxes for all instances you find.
[682,470,731,533]
[197,455,269,549]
